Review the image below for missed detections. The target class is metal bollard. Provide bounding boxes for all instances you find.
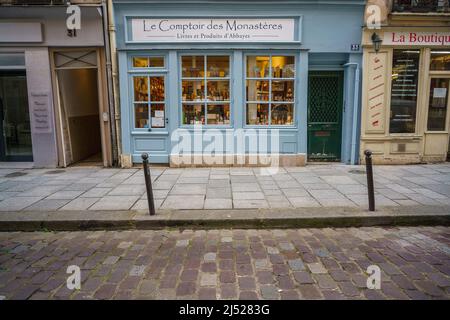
[364,149,375,211]
[141,153,156,216]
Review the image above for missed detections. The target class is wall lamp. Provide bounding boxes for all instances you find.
[371,33,382,53]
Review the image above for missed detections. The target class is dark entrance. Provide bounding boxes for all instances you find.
[0,70,33,161]
[307,71,343,161]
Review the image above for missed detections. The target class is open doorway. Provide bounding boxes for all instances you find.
[57,68,102,166]
[52,50,111,167]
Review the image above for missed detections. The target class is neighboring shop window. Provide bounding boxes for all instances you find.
[430,51,450,71]
[246,55,295,125]
[181,55,230,125]
[133,76,165,128]
[132,56,165,68]
[389,49,420,134]
[427,78,449,131]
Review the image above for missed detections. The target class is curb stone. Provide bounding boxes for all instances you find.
[0,205,449,231]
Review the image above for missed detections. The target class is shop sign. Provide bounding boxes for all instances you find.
[30,92,52,134]
[383,32,450,46]
[130,18,296,42]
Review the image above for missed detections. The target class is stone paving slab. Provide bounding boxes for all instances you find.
[2,164,450,212]
[0,226,449,300]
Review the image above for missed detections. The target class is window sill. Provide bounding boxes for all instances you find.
[178,126,234,130]
[131,130,169,136]
[244,125,298,130]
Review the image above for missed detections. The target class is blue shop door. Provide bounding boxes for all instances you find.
[132,73,170,163]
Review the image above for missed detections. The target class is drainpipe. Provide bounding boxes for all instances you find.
[100,0,118,166]
[343,62,360,165]
[102,0,121,167]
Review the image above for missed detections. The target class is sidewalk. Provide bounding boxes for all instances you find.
[2,164,450,210]
[1,164,450,230]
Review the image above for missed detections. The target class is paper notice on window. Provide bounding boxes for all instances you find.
[151,117,164,127]
[154,110,164,118]
[433,88,447,98]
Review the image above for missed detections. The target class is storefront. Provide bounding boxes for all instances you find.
[360,25,450,164]
[0,4,113,167]
[114,0,365,166]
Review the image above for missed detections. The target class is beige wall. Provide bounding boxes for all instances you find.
[360,26,450,164]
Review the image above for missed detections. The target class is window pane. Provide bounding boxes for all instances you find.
[151,104,165,128]
[207,80,229,101]
[133,77,148,102]
[389,50,420,134]
[271,104,294,125]
[247,56,270,78]
[272,56,295,78]
[149,56,164,68]
[207,104,230,125]
[0,53,25,67]
[133,57,149,68]
[182,80,205,101]
[182,56,204,77]
[207,56,229,77]
[135,103,149,128]
[246,103,269,125]
[246,80,269,101]
[150,77,165,101]
[430,51,450,71]
[272,80,295,102]
[182,104,205,125]
[427,78,449,131]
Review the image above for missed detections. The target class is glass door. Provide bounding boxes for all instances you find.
[427,77,450,132]
[0,70,33,161]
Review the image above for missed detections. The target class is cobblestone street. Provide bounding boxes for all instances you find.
[0,227,449,300]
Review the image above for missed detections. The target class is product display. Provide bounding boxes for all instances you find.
[150,77,165,101]
[247,103,269,125]
[389,49,420,133]
[181,55,231,125]
[133,75,166,128]
[135,104,149,128]
[183,104,205,125]
[246,55,295,125]
[271,104,293,125]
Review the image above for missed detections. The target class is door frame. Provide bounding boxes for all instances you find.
[50,48,112,167]
[307,70,344,161]
[423,74,450,160]
[127,51,171,164]
[0,69,33,162]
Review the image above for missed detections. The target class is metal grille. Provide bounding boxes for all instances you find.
[392,0,449,13]
[0,0,67,4]
[54,51,97,69]
[308,75,340,124]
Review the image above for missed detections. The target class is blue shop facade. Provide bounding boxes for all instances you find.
[114,0,365,166]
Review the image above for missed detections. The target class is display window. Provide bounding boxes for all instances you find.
[430,51,450,71]
[245,55,295,125]
[389,49,420,134]
[181,55,231,125]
